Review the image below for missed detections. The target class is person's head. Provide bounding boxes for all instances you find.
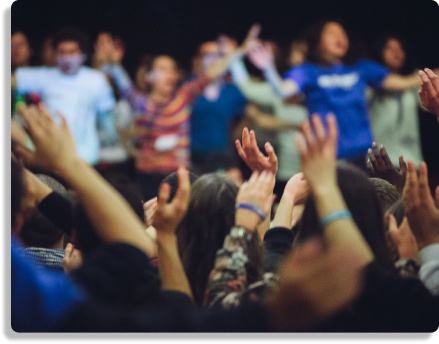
[11,30,32,70]
[160,171,199,202]
[176,173,262,304]
[53,27,89,74]
[296,162,394,271]
[134,54,155,93]
[305,20,351,65]
[146,55,180,95]
[39,36,57,67]
[369,178,401,213]
[192,41,220,74]
[374,36,413,75]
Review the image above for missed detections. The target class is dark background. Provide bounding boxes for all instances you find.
[11,0,439,178]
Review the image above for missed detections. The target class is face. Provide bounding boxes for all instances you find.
[382,38,405,71]
[11,32,31,67]
[56,40,82,57]
[192,41,220,73]
[319,22,349,61]
[149,56,179,94]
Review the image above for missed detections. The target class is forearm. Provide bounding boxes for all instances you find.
[263,65,298,98]
[382,73,420,91]
[58,158,155,257]
[313,185,374,265]
[156,233,193,301]
[271,197,294,229]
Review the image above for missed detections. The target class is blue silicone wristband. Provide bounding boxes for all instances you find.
[235,203,267,222]
[320,210,352,228]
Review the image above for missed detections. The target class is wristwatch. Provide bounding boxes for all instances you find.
[230,226,253,242]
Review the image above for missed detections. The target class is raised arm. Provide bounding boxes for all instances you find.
[18,104,156,258]
[382,67,439,91]
[247,39,299,98]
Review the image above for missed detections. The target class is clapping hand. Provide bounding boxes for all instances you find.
[418,68,439,120]
[366,142,407,193]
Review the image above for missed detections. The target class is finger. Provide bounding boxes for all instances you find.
[404,161,418,196]
[294,133,307,159]
[311,114,326,145]
[56,111,69,130]
[326,113,338,150]
[249,130,262,156]
[38,103,55,124]
[372,142,385,167]
[367,148,378,171]
[157,183,171,207]
[64,243,74,258]
[248,170,260,184]
[264,142,278,165]
[300,120,315,151]
[418,70,436,97]
[424,68,439,92]
[418,162,431,201]
[143,197,158,209]
[13,144,37,165]
[380,146,394,169]
[235,140,247,160]
[399,156,407,175]
[174,166,190,206]
[242,127,250,149]
[366,158,377,178]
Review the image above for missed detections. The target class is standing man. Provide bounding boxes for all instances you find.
[14,27,116,165]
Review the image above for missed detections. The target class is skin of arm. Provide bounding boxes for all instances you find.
[18,104,156,258]
[153,167,194,300]
[382,68,439,92]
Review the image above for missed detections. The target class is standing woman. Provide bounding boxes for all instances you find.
[247,21,433,169]
[368,36,424,168]
[95,33,233,200]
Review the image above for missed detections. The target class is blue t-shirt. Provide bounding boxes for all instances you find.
[11,235,85,332]
[190,83,247,157]
[283,60,389,159]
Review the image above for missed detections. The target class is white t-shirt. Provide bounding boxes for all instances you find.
[15,66,116,164]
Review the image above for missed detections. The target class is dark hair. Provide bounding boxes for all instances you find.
[19,209,65,248]
[369,178,401,213]
[304,19,359,66]
[161,171,199,202]
[296,162,395,271]
[177,173,263,305]
[52,26,89,54]
[11,157,25,227]
[373,35,415,76]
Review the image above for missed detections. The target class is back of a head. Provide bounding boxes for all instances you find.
[161,171,199,202]
[177,173,238,304]
[297,162,394,271]
[369,178,401,214]
[52,26,89,53]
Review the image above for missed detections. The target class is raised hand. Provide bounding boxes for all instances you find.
[143,197,157,228]
[235,170,276,231]
[16,104,79,174]
[418,68,439,120]
[265,237,363,331]
[235,127,278,174]
[402,161,439,250]
[242,23,261,51]
[295,114,338,193]
[247,39,275,71]
[283,172,310,205]
[153,167,190,236]
[388,215,418,260]
[366,142,407,193]
[63,243,83,273]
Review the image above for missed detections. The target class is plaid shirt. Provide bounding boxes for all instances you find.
[22,247,64,270]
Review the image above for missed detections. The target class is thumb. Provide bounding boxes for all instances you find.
[64,243,74,258]
[388,215,400,244]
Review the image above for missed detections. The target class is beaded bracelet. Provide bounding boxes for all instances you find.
[235,203,267,221]
[320,210,352,228]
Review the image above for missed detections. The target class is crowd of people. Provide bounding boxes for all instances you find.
[10,20,439,332]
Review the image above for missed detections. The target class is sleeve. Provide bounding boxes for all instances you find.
[95,73,116,114]
[282,65,310,92]
[179,73,211,103]
[357,60,390,89]
[15,67,46,94]
[263,226,296,273]
[419,244,439,296]
[38,192,74,235]
[101,64,145,112]
[203,234,250,309]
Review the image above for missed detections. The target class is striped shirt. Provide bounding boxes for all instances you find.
[22,247,64,270]
[102,64,210,172]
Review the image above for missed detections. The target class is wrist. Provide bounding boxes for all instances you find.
[235,209,260,232]
[156,231,177,245]
[56,157,87,182]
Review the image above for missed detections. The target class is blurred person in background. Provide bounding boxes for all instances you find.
[368,36,425,168]
[247,20,438,170]
[13,26,117,166]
